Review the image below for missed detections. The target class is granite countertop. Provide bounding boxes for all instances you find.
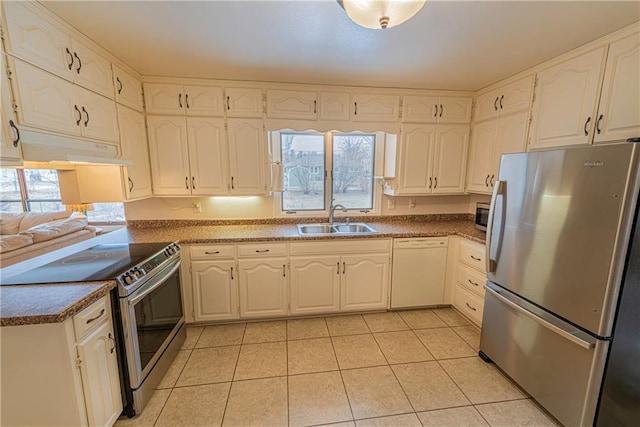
[0,216,486,327]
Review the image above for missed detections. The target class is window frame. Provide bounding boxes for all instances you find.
[270,129,383,218]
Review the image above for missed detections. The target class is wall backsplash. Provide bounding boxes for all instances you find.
[124,194,477,220]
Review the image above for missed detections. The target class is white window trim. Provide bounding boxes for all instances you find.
[270,130,384,218]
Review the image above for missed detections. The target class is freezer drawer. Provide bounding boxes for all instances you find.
[480,284,608,427]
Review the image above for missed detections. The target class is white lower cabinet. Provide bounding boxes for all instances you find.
[238,258,288,318]
[0,296,122,427]
[289,255,341,315]
[341,254,390,311]
[452,238,487,326]
[192,260,238,321]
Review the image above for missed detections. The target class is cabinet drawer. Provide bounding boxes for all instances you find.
[458,239,486,272]
[456,263,486,298]
[73,296,109,340]
[453,284,484,325]
[190,245,235,260]
[237,242,288,258]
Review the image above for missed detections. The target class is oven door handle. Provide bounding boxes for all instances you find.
[128,259,181,306]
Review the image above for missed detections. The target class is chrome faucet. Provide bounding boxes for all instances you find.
[329,199,348,225]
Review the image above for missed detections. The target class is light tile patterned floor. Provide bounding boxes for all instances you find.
[115,308,558,427]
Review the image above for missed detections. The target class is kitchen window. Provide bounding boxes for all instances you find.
[0,168,125,223]
[275,131,381,215]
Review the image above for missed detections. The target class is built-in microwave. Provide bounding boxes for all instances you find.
[475,202,490,231]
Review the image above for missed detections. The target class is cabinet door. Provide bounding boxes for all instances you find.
[147,115,191,195]
[474,90,500,122]
[238,258,288,318]
[492,111,529,183]
[401,95,439,123]
[438,97,473,124]
[396,124,436,194]
[498,75,534,116]
[70,40,113,99]
[466,120,496,194]
[118,105,152,200]
[341,254,389,311]
[184,85,225,117]
[227,118,266,195]
[431,124,469,194]
[144,83,185,115]
[225,87,263,118]
[266,89,318,120]
[113,65,143,111]
[186,117,228,195]
[76,321,122,427]
[12,60,81,137]
[352,94,400,122]
[76,87,119,143]
[529,47,606,149]
[192,260,238,321]
[594,34,640,143]
[319,92,350,121]
[4,1,73,80]
[1,54,22,164]
[290,256,341,315]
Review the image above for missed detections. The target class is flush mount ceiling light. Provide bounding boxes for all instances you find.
[338,0,427,29]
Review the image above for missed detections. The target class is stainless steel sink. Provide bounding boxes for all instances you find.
[297,222,377,236]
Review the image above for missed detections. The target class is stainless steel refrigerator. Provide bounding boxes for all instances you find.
[479,142,640,427]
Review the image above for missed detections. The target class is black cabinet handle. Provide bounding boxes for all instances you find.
[205,251,220,255]
[66,48,74,70]
[466,302,477,312]
[227,96,230,110]
[499,95,504,109]
[313,100,317,114]
[429,177,432,189]
[282,264,286,277]
[434,104,438,117]
[82,106,89,126]
[354,101,358,115]
[128,177,134,192]
[191,176,195,189]
[74,105,82,125]
[596,114,604,134]
[494,97,498,111]
[108,333,116,354]
[9,120,20,148]
[185,176,189,190]
[179,93,183,108]
[231,176,234,189]
[185,94,190,109]
[584,116,591,136]
[116,77,123,94]
[343,262,346,275]
[485,174,490,187]
[470,255,481,261]
[86,309,105,324]
[434,177,438,188]
[490,174,495,186]
[439,104,443,117]
[255,249,270,253]
[337,262,340,275]
[74,52,81,74]
[230,267,234,280]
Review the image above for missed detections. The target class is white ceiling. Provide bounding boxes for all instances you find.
[42,1,640,91]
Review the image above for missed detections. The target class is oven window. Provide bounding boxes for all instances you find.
[134,268,183,373]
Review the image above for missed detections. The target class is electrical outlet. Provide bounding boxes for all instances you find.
[387,198,395,210]
[193,201,202,213]
[409,198,416,208]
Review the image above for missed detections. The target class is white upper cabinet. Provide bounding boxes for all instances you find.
[396,124,436,194]
[593,33,640,143]
[475,75,534,122]
[4,2,113,98]
[186,117,227,195]
[144,83,224,116]
[402,95,472,124]
[528,47,606,149]
[225,87,264,118]
[117,105,152,200]
[431,125,469,194]
[147,115,191,195]
[227,118,267,195]
[319,92,350,121]
[1,54,23,165]
[266,89,317,120]
[352,94,400,122]
[113,65,143,111]
[76,85,119,143]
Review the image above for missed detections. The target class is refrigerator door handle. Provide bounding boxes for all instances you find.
[486,180,505,272]
[486,287,595,350]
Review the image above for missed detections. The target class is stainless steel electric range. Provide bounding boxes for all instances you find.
[1,242,186,418]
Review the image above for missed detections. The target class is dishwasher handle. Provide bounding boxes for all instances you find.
[394,239,447,249]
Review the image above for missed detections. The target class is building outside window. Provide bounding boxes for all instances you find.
[0,168,125,223]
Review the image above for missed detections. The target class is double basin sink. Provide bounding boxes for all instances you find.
[297,222,377,236]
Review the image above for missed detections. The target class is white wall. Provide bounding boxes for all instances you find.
[124,194,474,220]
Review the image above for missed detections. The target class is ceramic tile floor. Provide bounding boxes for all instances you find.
[115,308,558,427]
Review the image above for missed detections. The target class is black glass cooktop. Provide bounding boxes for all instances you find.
[1,243,172,286]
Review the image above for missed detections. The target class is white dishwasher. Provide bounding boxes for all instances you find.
[391,237,448,308]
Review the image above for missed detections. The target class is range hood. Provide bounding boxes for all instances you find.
[18,129,131,166]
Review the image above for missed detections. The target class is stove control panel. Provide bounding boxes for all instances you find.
[117,243,180,290]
